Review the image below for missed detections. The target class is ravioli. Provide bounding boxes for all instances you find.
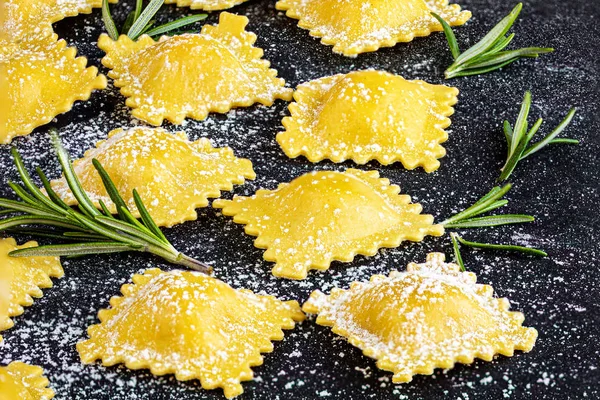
[0,362,54,400]
[303,252,538,382]
[277,70,458,171]
[164,0,249,11]
[50,126,256,228]
[77,268,304,399]
[0,238,64,343]
[213,169,443,280]
[98,12,293,126]
[0,0,114,43]
[276,0,471,56]
[0,34,107,144]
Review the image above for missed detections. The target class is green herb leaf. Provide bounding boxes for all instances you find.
[455,3,523,65]
[101,0,207,42]
[9,242,143,258]
[133,189,169,244]
[487,33,515,54]
[92,158,131,221]
[51,132,101,219]
[102,0,119,40]
[431,12,460,60]
[455,234,547,257]
[145,14,208,37]
[444,214,534,229]
[0,133,212,274]
[450,233,466,271]
[36,167,71,210]
[461,47,553,69]
[8,182,39,207]
[0,199,56,218]
[503,120,513,143]
[121,11,136,35]
[498,94,578,181]
[438,3,554,79]
[11,148,65,215]
[0,215,85,231]
[549,138,580,145]
[134,0,143,21]
[5,229,105,242]
[127,0,165,40]
[442,184,535,229]
[521,108,578,159]
[445,58,517,79]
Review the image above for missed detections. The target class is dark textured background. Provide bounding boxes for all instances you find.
[1,0,599,399]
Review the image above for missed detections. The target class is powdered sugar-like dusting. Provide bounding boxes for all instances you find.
[0,0,599,398]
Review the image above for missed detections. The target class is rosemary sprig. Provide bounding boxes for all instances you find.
[0,132,212,274]
[451,232,547,271]
[498,91,578,182]
[441,184,534,229]
[102,0,207,41]
[432,3,554,79]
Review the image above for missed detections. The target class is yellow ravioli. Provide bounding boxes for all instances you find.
[98,12,293,126]
[303,252,538,382]
[50,126,256,228]
[0,0,115,43]
[77,268,305,399]
[0,362,54,400]
[0,238,64,341]
[0,34,107,144]
[276,0,471,57]
[164,0,249,11]
[213,169,443,280]
[277,70,458,171]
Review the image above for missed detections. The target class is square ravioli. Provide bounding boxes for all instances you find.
[0,34,106,144]
[303,253,538,382]
[98,12,293,126]
[276,0,471,56]
[277,70,458,171]
[77,269,304,399]
[214,169,443,279]
[50,127,256,228]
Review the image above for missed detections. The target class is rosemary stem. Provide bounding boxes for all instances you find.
[173,253,213,274]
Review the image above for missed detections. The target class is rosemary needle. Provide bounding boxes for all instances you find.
[441,184,534,229]
[450,232,547,272]
[498,91,578,182]
[454,234,547,257]
[432,3,554,79]
[102,0,207,41]
[0,131,212,274]
[450,233,466,271]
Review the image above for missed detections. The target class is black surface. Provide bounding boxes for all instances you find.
[1,0,599,399]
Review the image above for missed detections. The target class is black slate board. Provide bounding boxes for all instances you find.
[1,0,599,399]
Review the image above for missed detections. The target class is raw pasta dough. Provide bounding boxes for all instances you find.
[0,238,63,345]
[0,0,115,43]
[0,34,106,144]
[276,0,471,56]
[303,252,538,382]
[277,70,458,171]
[98,12,292,125]
[0,362,54,400]
[50,127,256,228]
[77,268,304,398]
[214,169,443,279]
